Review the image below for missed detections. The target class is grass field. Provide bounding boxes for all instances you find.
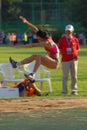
[1,108,87,130]
[0,45,87,97]
[0,45,87,130]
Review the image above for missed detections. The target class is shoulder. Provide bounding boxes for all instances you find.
[47,37,53,42]
[60,35,66,40]
[58,36,66,43]
[73,35,77,39]
[45,37,54,44]
[72,36,79,42]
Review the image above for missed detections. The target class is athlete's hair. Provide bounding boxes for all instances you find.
[36,29,49,39]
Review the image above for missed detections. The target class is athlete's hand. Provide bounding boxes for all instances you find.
[19,16,28,23]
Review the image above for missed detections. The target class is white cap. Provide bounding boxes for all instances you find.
[65,25,74,32]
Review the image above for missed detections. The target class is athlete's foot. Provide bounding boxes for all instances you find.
[28,72,35,78]
[9,57,17,68]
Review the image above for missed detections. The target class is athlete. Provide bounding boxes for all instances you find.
[9,16,60,79]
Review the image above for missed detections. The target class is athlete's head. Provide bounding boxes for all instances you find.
[36,29,49,40]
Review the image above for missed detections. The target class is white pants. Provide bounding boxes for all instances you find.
[62,58,78,94]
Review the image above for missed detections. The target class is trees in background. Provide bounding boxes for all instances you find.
[1,0,87,30]
[64,0,87,28]
[2,0,22,22]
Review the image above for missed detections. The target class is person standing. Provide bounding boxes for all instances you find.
[11,33,17,46]
[58,25,80,95]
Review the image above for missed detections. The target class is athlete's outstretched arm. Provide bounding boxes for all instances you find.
[19,16,38,32]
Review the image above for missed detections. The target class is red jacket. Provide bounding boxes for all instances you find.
[58,36,80,62]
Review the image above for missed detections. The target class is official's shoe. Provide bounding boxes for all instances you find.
[71,91,78,96]
[61,92,67,96]
[9,57,17,68]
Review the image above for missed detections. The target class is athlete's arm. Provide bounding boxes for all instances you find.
[14,42,44,48]
[19,16,38,32]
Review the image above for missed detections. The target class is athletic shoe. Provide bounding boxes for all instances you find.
[28,72,35,78]
[24,73,35,83]
[9,57,17,68]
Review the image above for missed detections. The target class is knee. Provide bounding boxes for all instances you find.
[32,54,38,59]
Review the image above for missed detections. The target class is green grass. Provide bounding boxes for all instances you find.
[0,45,87,97]
[1,108,87,130]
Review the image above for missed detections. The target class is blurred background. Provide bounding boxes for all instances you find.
[0,0,87,43]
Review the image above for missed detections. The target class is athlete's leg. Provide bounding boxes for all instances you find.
[18,54,59,71]
[10,54,59,69]
[9,55,59,78]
